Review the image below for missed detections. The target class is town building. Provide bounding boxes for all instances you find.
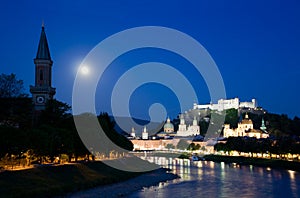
[130,138,214,153]
[155,116,200,138]
[131,139,181,151]
[223,114,269,139]
[141,126,149,140]
[177,115,200,137]
[156,117,177,138]
[164,117,174,133]
[130,127,136,138]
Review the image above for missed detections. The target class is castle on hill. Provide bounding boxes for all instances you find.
[193,98,257,111]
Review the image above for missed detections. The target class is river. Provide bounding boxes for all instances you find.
[129,157,300,198]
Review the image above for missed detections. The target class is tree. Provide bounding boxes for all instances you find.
[0,73,27,98]
[187,143,200,151]
[38,99,71,127]
[0,126,29,158]
[291,116,300,136]
[98,113,133,152]
[225,108,239,128]
[214,142,230,152]
[0,97,32,129]
[0,73,31,128]
[199,119,209,136]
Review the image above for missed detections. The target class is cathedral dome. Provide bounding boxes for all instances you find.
[164,118,174,133]
[241,113,253,124]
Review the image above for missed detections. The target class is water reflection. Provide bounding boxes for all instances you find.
[288,170,295,180]
[287,170,297,198]
[130,157,300,198]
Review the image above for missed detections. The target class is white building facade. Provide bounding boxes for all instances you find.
[142,126,149,140]
[193,98,258,111]
[177,115,200,136]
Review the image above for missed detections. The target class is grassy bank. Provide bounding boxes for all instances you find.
[0,158,159,198]
[204,155,300,172]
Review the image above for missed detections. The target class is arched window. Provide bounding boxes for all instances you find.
[40,69,43,81]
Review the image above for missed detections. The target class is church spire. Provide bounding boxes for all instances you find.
[36,24,51,60]
[30,24,55,111]
[260,118,267,131]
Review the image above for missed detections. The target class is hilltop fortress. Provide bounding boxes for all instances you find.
[193,98,257,111]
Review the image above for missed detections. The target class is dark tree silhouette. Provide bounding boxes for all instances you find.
[224,108,239,128]
[98,113,133,152]
[0,73,27,98]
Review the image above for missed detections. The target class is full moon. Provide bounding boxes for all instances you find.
[80,66,89,75]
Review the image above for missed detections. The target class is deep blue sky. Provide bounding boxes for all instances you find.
[0,0,299,119]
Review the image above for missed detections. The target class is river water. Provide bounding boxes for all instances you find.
[129,157,300,198]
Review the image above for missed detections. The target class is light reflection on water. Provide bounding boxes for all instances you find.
[130,157,300,198]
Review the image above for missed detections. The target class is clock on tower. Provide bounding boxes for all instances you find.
[36,95,45,104]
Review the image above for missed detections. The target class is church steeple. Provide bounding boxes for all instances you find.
[30,24,56,111]
[36,25,51,60]
[260,118,267,131]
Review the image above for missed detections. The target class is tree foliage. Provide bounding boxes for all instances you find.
[0,97,33,129]
[265,113,300,136]
[199,119,209,136]
[98,112,133,152]
[0,97,133,165]
[187,143,200,151]
[38,99,71,127]
[214,137,300,158]
[0,73,27,98]
[225,108,239,128]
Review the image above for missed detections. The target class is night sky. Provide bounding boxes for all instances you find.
[1,0,299,120]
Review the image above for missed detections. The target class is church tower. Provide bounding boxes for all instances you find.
[30,24,56,110]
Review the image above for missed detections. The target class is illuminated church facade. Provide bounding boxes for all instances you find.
[223,114,269,139]
[132,115,201,140]
[177,114,200,137]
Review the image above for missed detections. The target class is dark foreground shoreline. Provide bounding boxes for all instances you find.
[0,158,178,198]
[64,168,179,198]
[204,154,300,172]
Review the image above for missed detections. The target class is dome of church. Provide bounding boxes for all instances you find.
[241,119,253,124]
[164,122,174,129]
[164,118,174,133]
[241,113,253,124]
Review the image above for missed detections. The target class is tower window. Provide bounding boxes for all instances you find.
[40,69,43,81]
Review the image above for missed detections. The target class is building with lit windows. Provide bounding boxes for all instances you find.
[193,98,257,111]
[223,114,269,139]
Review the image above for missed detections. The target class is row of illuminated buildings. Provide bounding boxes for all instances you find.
[127,98,269,151]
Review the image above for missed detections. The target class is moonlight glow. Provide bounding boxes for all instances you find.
[80,66,89,75]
